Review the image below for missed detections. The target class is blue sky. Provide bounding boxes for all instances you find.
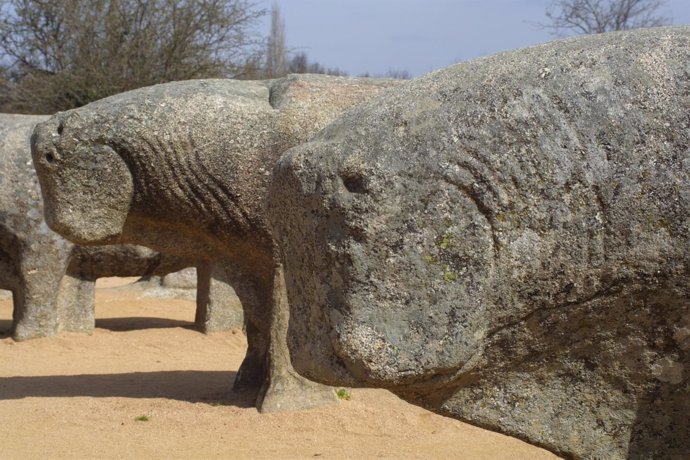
[259,0,690,77]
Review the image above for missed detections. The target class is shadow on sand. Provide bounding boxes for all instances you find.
[0,370,255,408]
[0,318,11,336]
[95,316,195,331]
[0,317,196,336]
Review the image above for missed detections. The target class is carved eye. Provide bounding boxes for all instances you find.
[56,122,64,136]
[45,152,55,164]
[340,169,368,194]
[343,175,366,194]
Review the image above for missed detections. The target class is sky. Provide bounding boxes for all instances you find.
[259,0,690,78]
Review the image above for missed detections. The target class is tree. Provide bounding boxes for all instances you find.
[288,51,347,77]
[264,1,287,78]
[358,69,411,80]
[543,0,669,35]
[0,0,266,113]
[382,69,411,80]
[263,4,345,79]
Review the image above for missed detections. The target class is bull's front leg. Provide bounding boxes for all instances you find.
[12,246,68,340]
[255,263,337,413]
[220,263,271,394]
[56,272,96,333]
[223,262,336,411]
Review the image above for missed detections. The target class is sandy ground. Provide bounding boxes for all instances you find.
[0,279,559,459]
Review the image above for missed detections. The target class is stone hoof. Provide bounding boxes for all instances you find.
[12,322,56,341]
[256,371,337,413]
[232,355,266,393]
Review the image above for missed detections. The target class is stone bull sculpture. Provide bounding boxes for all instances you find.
[0,114,240,340]
[268,29,690,458]
[31,74,400,411]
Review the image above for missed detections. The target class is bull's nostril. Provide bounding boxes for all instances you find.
[45,153,55,163]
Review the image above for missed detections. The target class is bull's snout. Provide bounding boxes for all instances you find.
[31,116,65,167]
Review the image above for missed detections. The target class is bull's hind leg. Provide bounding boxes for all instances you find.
[195,261,244,332]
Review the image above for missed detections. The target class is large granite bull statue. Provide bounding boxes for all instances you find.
[268,29,690,459]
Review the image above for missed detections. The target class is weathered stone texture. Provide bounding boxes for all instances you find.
[269,29,690,459]
[31,74,401,411]
[1,114,67,339]
[161,267,198,289]
[0,114,217,339]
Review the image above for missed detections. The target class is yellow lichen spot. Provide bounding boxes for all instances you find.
[443,266,458,282]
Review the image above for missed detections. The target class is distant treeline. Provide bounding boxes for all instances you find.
[0,0,410,114]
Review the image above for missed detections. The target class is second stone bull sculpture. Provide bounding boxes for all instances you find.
[1,113,206,340]
[31,74,401,411]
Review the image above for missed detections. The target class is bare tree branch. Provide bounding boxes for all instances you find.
[541,0,669,35]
